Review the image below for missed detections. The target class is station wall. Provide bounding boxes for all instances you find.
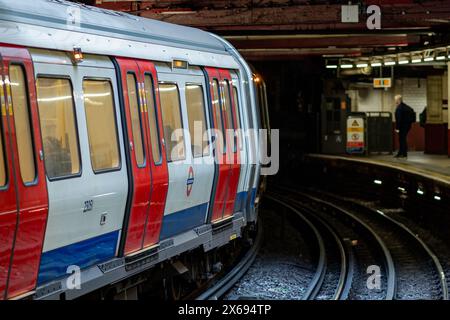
[347,78,427,120]
[347,75,449,154]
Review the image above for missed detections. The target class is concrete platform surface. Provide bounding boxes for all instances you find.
[310,152,450,185]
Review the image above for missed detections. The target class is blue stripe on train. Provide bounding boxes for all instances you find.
[159,203,209,240]
[234,191,247,213]
[37,230,119,285]
[250,188,257,209]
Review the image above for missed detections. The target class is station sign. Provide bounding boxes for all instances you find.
[346,116,365,154]
[373,78,392,88]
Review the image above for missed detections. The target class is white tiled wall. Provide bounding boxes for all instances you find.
[350,78,428,121]
[401,78,427,119]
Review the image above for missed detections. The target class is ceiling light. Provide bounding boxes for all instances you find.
[424,57,434,62]
[160,9,197,15]
[326,65,338,69]
[412,58,422,63]
[385,61,396,66]
[341,64,353,69]
[371,62,382,67]
[356,63,368,68]
[398,59,409,65]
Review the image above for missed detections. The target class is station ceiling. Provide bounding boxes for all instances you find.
[71,1,450,60]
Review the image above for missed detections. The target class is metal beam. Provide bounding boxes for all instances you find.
[93,1,450,32]
[227,34,419,50]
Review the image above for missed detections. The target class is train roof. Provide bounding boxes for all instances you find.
[0,0,239,69]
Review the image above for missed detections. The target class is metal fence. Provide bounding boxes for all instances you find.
[365,112,393,154]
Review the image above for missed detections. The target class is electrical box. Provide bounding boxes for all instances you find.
[321,96,350,154]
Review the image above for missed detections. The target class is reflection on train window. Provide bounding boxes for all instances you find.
[233,86,243,151]
[126,73,145,167]
[211,79,225,154]
[36,77,80,179]
[144,75,161,164]
[159,83,185,162]
[185,84,209,158]
[83,79,120,172]
[9,65,36,184]
[223,80,236,152]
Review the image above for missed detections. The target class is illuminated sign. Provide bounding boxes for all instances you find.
[373,78,392,88]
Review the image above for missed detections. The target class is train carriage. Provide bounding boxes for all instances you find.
[0,0,265,300]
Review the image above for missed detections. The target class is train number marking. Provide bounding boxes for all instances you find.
[83,200,94,213]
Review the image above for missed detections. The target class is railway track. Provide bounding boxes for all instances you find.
[266,196,350,300]
[268,192,394,300]
[275,186,449,300]
[195,185,448,300]
[309,189,449,300]
[198,200,326,300]
[196,226,263,300]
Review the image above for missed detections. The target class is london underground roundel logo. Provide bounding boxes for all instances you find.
[186,166,194,197]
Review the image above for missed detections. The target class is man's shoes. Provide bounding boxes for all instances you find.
[394,154,407,158]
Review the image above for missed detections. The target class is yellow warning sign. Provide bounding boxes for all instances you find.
[347,117,365,154]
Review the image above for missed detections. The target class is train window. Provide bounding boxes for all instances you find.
[159,83,185,162]
[232,86,243,151]
[36,77,80,179]
[83,79,120,172]
[223,80,236,153]
[185,84,209,158]
[144,75,161,164]
[9,65,36,184]
[126,73,145,167]
[211,79,225,154]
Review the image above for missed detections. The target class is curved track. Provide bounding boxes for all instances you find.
[269,191,395,300]
[276,186,449,300]
[310,189,449,300]
[196,185,448,300]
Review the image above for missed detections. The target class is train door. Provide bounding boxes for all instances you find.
[204,68,240,223]
[116,58,152,255]
[0,52,17,300]
[136,61,169,248]
[204,68,228,223]
[218,70,241,219]
[230,71,249,214]
[0,46,48,299]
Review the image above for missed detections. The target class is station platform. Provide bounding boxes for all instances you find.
[308,152,450,186]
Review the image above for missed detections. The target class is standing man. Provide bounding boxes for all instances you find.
[394,95,415,158]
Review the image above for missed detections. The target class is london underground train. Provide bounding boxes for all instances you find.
[0,0,267,300]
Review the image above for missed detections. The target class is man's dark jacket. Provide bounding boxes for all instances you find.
[395,102,415,131]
